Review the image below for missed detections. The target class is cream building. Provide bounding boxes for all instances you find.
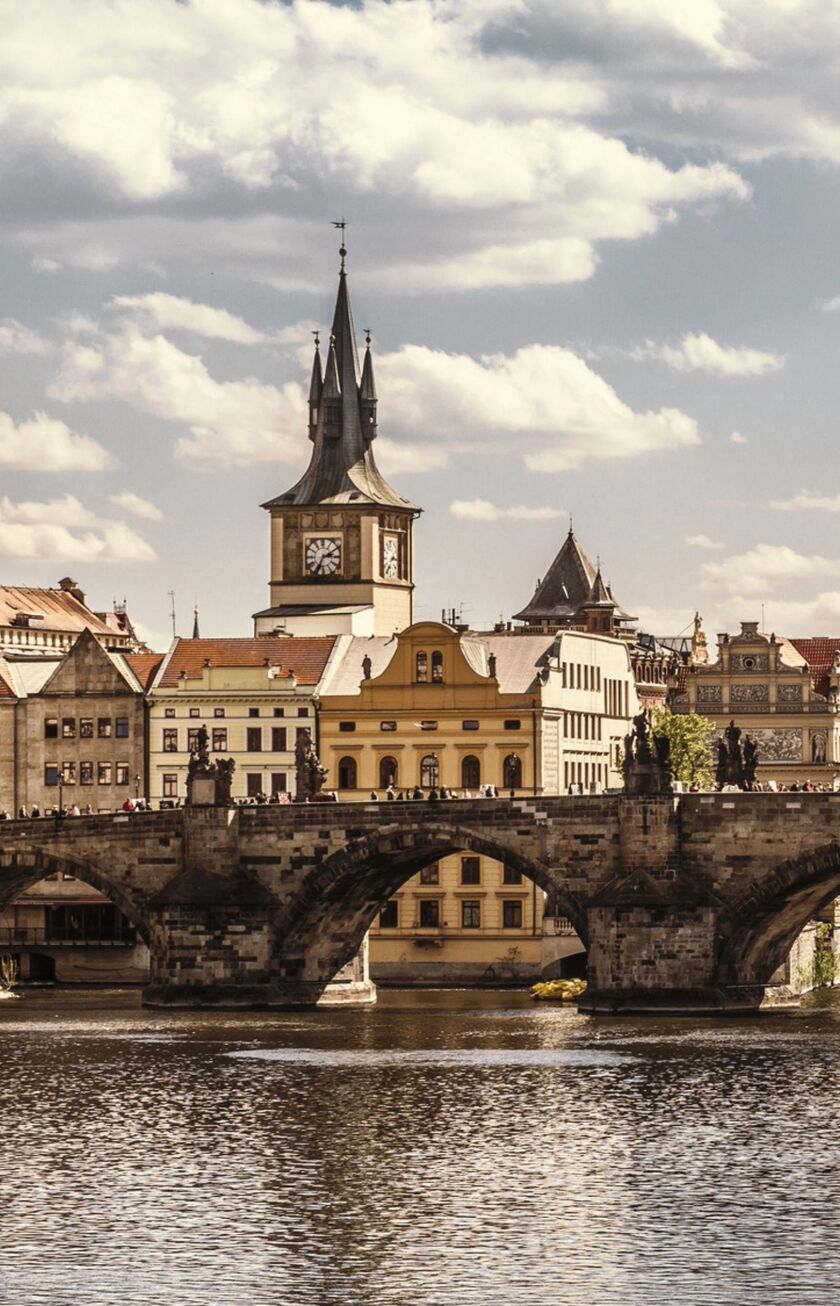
[674,621,840,785]
[319,620,639,982]
[146,636,339,804]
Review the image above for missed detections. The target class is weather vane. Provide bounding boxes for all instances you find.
[332,218,347,269]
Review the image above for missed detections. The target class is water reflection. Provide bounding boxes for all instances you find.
[1,988,839,1304]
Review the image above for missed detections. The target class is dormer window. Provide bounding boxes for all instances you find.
[416,651,428,683]
[431,651,444,683]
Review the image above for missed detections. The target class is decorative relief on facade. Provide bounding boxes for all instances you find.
[730,653,769,672]
[731,683,769,703]
[810,729,828,764]
[776,683,803,704]
[696,684,723,703]
[747,728,802,763]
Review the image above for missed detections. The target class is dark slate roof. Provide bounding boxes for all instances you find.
[514,529,634,624]
[262,255,419,513]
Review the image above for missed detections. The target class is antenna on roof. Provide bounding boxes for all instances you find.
[168,591,176,640]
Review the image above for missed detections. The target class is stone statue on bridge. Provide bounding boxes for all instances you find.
[295,728,328,802]
[187,727,236,807]
[623,710,672,796]
[715,720,759,790]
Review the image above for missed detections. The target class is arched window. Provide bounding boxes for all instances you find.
[379,755,398,788]
[503,753,522,789]
[416,651,428,683]
[431,651,444,682]
[420,754,439,788]
[461,754,481,789]
[338,756,357,790]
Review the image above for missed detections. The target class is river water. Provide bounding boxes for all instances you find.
[1,987,839,1306]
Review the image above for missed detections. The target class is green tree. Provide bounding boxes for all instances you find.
[652,708,715,788]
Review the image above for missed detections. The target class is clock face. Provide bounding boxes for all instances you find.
[382,534,399,579]
[306,537,341,576]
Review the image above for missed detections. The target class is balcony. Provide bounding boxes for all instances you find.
[0,926,137,948]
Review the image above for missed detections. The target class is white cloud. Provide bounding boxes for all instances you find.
[0,411,112,472]
[450,499,563,522]
[0,319,51,357]
[109,491,164,521]
[730,431,749,444]
[686,533,724,549]
[111,293,269,345]
[820,294,840,312]
[700,544,838,596]
[770,490,840,512]
[636,332,784,376]
[0,496,155,563]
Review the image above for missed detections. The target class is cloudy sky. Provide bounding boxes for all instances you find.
[4,0,840,647]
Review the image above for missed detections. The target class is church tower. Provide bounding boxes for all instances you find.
[254,240,421,638]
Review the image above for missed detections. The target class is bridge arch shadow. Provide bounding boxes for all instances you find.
[273,821,587,989]
[0,845,152,945]
[717,841,840,986]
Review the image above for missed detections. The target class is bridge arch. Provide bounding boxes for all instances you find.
[272,820,587,990]
[717,841,840,986]
[0,845,152,944]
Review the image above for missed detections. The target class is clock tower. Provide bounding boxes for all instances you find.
[254,241,421,638]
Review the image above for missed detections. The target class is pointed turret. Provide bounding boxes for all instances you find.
[262,239,417,511]
[514,526,634,627]
[360,331,377,442]
[580,565,617,634]
[192,605,200,640]
[307,335,323,442]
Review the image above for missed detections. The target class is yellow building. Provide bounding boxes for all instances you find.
[318,620,639,982]
[147,637,339,805]
[675,621,840,786]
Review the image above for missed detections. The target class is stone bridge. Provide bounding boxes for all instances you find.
[2,792,840,1012]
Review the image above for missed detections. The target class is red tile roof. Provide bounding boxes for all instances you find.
[125,653,164,691]
[158,637,337,688]
[789,638,840,699]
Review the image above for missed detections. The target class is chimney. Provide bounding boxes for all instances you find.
[58,576,86,607]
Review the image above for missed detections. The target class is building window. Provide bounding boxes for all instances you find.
[249,707,260,718]
[163,728,178,752]
[273,708,284,718]
[431,651,444,682]
[271,726,287,752]
[461,857,481,885]
[61,761,76,785]
[502,900,523,929]
[380,721,397,732]
[44,718,58,740]
[415,651,428,683]
[162,774,177,798]
[461,755,481,789]
[271,773,287,794]
[503,865,523,884]
[338,756,357,790]
[164,708,176,719]
[98,718,112,739]
[187,728,202,753]
[246,727,262,752]
[214,707,225,718]
[420,720,438,731]
[504,720,521,731]
[80,717,94,737]
[462,720,479,731]
[419,900,440,927]
[115,717,129,738]
[339,721,356,732]
[297,708,309,718]
[115,762,130,786]
[98,762,112,785]
[462,900,481,929]
[296,727,310,746]
[503,754,523,789]
[379,756,398,788]
[419,864,439,884]
[246,773,262,798]
[80,761,94,785]
[212,728,227,752]
[62,718,75,738]
[189,708,200,719]
[420,754,439,788]
[44,763,59,786]
[379,900,399,929]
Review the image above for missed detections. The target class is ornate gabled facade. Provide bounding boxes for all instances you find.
[254,243,421,638]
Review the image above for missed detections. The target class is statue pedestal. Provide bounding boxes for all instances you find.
[623,763,673,797]
[189,774,217,806]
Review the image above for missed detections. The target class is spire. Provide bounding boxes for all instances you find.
[360,329,377,442]
[585,566,613,607]
[192,604,200,640]
[308,333,322,442]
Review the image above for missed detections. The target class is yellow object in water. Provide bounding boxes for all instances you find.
[530,979,587,1001]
